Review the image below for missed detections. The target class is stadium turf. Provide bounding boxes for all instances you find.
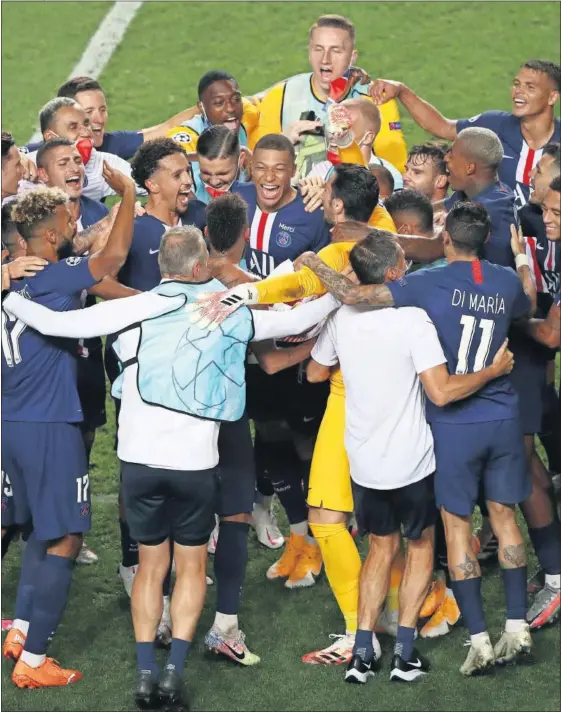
[1,2,560,710]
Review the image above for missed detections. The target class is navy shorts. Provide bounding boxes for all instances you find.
[121,461,218,547]
[433,419,530,517]
[510,357,546,435]
[1,421,91,541]
[1,470,16,528]
[217,414,256,517]
[77,339,107,431]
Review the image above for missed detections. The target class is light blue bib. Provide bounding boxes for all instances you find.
[112,280,254,422]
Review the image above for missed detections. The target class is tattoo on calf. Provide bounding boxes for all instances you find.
[501,543,526,569]
[454,552,480,580]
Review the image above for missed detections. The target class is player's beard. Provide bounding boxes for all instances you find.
[57,237,74,260]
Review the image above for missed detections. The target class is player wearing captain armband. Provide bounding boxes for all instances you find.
[252,15,407,175]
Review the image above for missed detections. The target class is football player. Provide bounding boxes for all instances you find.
[402,142,450,203]
[371,59,560,208]
[295,201,537,676]
[2,169,136,688]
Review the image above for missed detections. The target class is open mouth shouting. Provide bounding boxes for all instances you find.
[64,174,83,195]
[176,187,191,210]
[223,116,240,133]
[258,183,283,206]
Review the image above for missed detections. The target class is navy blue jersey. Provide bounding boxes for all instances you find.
[456,111,561,209]
[232,182,331,278]
[79,195,108,228]
[25,130,143,161]
[100,130,143,160]
[519,202,560,303]
[445,181,518,268]
[119,202,206,291]
[2,257,98,423]
[387,260,530,424]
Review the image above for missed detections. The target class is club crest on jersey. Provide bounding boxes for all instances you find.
[80,503,90,517]
[276,231,292,248]
[389,121,401,130]
[65,256,83,266]
[171,132,192,145]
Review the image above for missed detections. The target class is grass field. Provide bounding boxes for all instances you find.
[1,2,561,711]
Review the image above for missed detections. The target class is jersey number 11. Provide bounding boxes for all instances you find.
[456,315,495,375]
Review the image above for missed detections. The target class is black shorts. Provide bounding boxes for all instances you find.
[217,414,256,517]
[77,339,107,431]
[352,475,437,540]
[121,461,218,547]
[246,362,329,438]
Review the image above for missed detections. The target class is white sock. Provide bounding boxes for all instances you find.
[214,612,238,635]
[290,521,308,536]
[12,619,29,636]
[20,651,46,668]
[344,630,356,639]
[262,495,274,512]
[505,619,524,633]
[470,631,490,647]
[445,587,455,599]
[545,573,561,589]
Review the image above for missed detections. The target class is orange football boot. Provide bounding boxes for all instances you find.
[12,657,83,688]
[3,628,26,661]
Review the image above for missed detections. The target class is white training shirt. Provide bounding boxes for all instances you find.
[27,148,146,201]
[4,289,338,471]
[312,305,446,490]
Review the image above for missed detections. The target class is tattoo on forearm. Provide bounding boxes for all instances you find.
[500,543,526,569]
[451,552,480,580]
[72,213,112,255]
[307,259,394,307]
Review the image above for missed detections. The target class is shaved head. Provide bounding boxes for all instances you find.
[456,127,504,171]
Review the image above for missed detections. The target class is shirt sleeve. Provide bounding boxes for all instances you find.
[408,309,447,374]
[456,110,508,135]
[310,314,338,366]
[251,294,339,341]
[102,130,143,160]
[385,271,425,309]
[23,257,98,296]
[3,291,184,338]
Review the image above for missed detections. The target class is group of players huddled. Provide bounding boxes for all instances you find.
[1,12,560,710]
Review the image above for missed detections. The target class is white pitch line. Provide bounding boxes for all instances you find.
[28,1,143,144]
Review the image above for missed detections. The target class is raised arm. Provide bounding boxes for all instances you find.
[510,224,537,317]
[72,209,116,255]
[370,80,457,141]
[3,291,182,339]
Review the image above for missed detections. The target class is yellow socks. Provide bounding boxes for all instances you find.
[310,522,361,633]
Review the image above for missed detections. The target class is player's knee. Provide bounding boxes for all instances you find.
[440,508,471,536]
[47,532,83,560]
[221,512,252,524]
[369,531,400,559]
[308,506,346,525]
[486,500,517,527]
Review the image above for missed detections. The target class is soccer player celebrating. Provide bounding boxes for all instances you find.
[371,59,560,207]
[1,132,25,205]
[253,14,407,172]
[402,142,450,203]
[294,202,537,676]
[1,167,136,688]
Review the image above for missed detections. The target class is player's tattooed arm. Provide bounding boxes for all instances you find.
[296,252,394,307]
[72,210,116,255]
[500,544,526,569]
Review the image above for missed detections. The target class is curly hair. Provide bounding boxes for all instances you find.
[131,138,187,191]
[10,186,68,241]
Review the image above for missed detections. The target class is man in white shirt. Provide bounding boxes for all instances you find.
[27,98,144,201]
[3,225,338,710]
[308,231,514,685]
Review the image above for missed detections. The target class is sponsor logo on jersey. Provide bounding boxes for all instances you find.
[65,256,83,266]
[276,231,292,247]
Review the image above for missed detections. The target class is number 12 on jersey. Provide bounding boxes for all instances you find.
[456,316,495,375]
[1,312,26,367]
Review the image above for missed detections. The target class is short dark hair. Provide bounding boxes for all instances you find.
[253,133,295,162]
[331,163,379,222]
[385,189,434,234]
[197,70,236,100]
[522,60,561,91]
[131,138,187,191]
[407,141,449,176]
[349,229,400,285]
[57,76,103,99]
[1,131,15,163]
[206,193,248,253]
[197,125,240,160]
[550,175,561,192]
[36,138,74,169]
[1,204,22,256]
[543,142,561,171]
[445,202,491,256]
[369,164,394,196]
[39,97,77,134]
[309,15,355,44]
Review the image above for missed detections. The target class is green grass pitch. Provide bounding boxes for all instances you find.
[1,2,560,710]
